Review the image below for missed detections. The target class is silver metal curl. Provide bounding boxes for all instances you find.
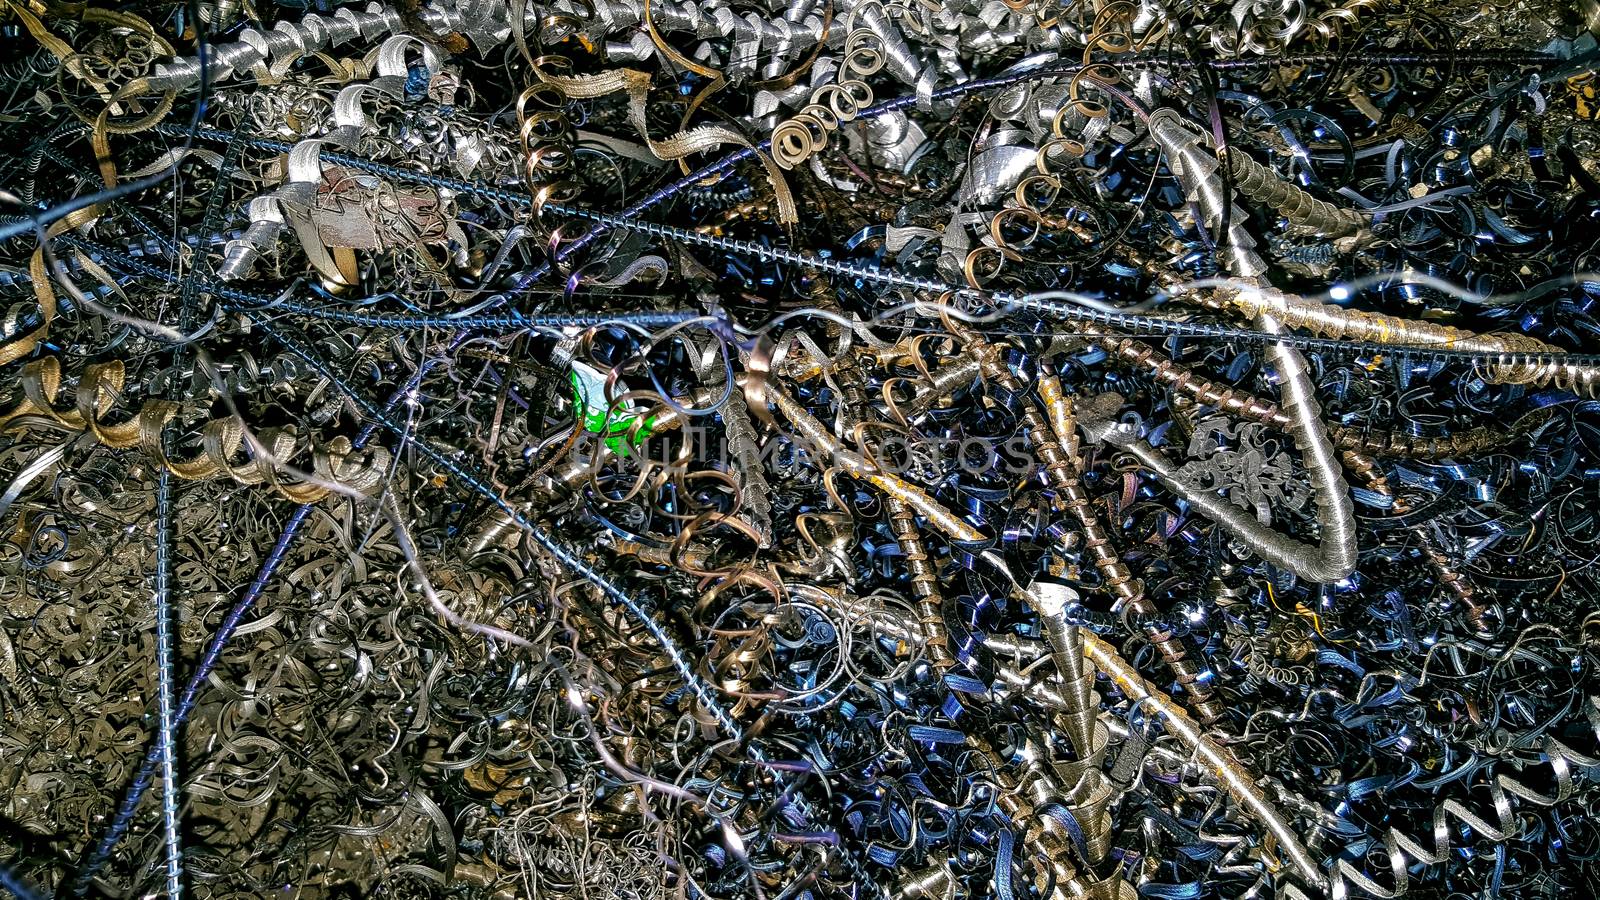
[1147,107,1269,279]
[150,3,408,92]
[1072,314,1359,583]
[1331,717,1600,899]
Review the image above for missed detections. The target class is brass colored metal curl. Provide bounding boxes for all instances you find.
[2,357,390,502]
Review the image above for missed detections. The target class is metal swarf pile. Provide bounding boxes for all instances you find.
[2,0,1600,897]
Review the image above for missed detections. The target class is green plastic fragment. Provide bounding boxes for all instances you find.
[570,361,658,455]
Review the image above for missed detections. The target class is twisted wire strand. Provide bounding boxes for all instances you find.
[64,233,699,329]
[153,468,183,899]
[67,358,431,894]
[148,128,240,894]
[70,504,319,895]
[260,305,699,329]
[126,45,1552,307]
[553,205,1600,369]
[143,130,1600,368]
